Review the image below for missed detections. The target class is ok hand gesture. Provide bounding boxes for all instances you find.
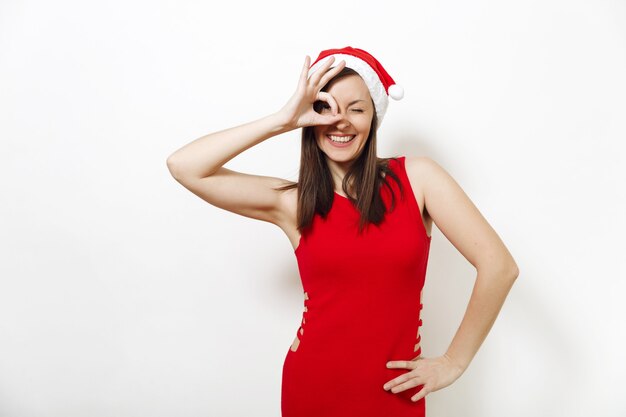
[277,55,346,130]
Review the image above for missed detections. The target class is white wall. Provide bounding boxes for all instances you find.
[1,0,625,416]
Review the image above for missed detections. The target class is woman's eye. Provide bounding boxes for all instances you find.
[351,109,364,113]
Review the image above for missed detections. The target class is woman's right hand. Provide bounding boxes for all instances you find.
[276,55,347,131]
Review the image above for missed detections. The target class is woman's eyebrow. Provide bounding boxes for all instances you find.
[347,99,365,106]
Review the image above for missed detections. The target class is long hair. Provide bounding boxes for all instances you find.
[275,67,403,236]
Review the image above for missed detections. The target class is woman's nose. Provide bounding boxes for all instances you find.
[334,112,351,129]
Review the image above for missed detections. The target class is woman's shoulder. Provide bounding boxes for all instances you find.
[400,155,447,189]
[396,155,441,175]
[402,155,460,194]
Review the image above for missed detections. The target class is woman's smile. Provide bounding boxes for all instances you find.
[327,134,356,147]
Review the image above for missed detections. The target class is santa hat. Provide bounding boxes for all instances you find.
[308,46,403,126]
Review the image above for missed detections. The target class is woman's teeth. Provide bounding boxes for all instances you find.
[328,135,355,143]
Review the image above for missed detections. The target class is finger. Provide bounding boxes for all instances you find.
[317,59,346,88]
[389,377,422,394]
[382,373,412,391]
[308,56,335,85]
[317,92,338,115]
[387,360,415,369]
[310,113,343,126]
[299,55,310,85]
[411,385,429,402]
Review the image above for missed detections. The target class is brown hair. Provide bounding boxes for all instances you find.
[275,67,403,236]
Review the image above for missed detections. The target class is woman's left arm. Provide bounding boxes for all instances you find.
[383,156,519,401]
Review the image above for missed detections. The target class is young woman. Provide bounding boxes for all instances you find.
[166,46,519,417]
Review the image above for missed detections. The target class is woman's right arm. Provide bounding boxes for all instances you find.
[165,55,345,226]
[166,113,295,225]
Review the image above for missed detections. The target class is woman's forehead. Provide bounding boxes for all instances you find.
[327,75,371,101]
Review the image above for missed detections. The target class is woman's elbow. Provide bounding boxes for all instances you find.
[505,260,520,282]
[166,156,185,179]
[481,258,519,282]
[498,251,519,281]
[510,263,520,280]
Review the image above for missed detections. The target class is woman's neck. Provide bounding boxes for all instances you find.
[326,159,354,192]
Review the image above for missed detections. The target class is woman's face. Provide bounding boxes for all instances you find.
[313,74,374,164]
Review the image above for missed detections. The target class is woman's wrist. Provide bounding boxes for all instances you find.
[443,352,467,375]
[268,111,297,135]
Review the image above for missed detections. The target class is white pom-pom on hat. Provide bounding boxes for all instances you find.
[388,84,404,101]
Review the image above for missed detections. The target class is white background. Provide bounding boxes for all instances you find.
[1,0,625,416]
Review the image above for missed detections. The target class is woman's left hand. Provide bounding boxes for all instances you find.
[382,354,465,402]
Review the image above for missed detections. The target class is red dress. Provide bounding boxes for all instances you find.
[281,156,432,417]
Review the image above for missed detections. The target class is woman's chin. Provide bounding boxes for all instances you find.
[322,150,359,164]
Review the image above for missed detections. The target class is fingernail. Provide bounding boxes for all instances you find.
[383,384,389,390]
[386,362,391,367]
